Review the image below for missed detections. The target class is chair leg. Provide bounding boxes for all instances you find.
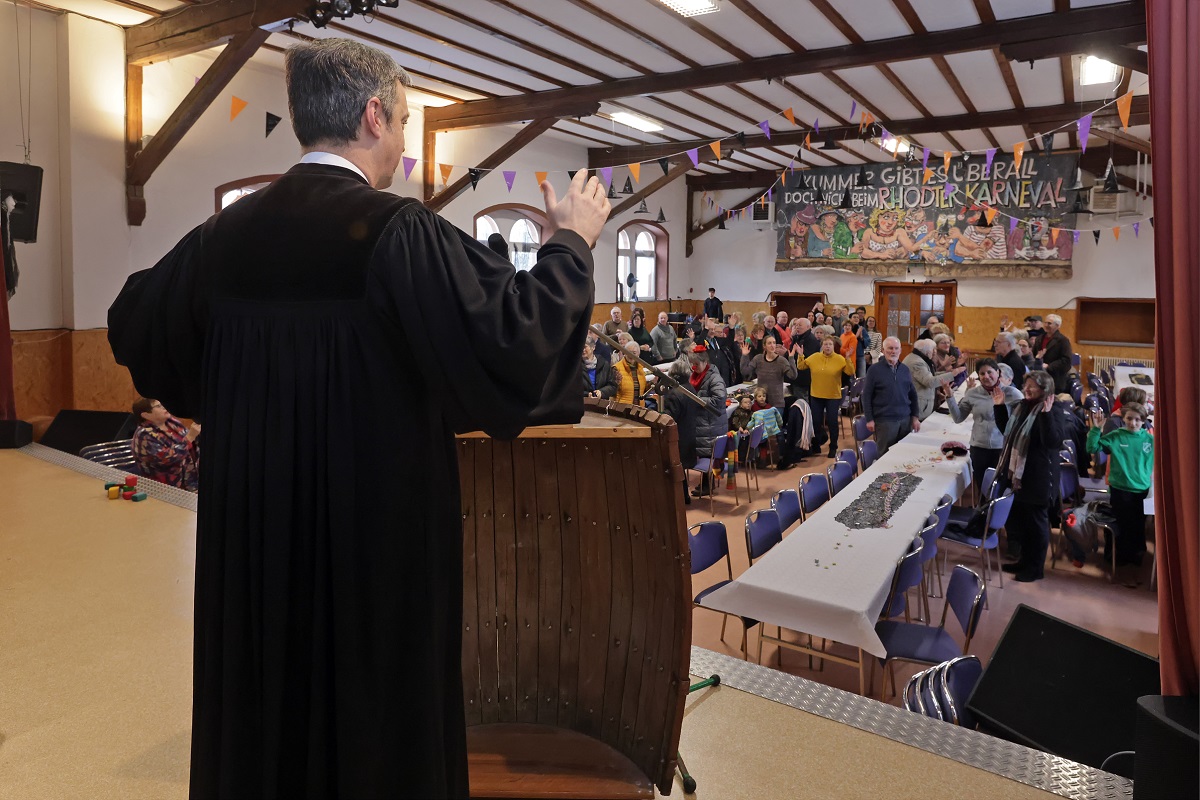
[995,547,1003,589]
[755,628,764,664]
[740,628,748,660]
[720,614,728,643]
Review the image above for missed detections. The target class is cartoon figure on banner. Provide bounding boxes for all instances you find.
[808,208,840,258]
[785,204,817,260]
[1008,213,1074,261]
[955,205,1008,259]
[833,210,868,259]
[860,207,906,260]
[927,216,966,264]
[902,207,934,261]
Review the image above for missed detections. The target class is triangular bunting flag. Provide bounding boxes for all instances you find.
[402,156,417,181]
[439,163,453,185]
[814,118,819,134]
[469,168,481,190]
[1132,221,1140,238]
[1093,230,1101,244]
[735,131,747,149]
[759,195,766,208]
[629,162,640,183]
[687,148,700,167]
[943,183,956,200]
[1041,133,1054,158]
[658,158,669,176]
[783,107,795,126]
[984,148,996,176]
[850,99,857,121]
[567,170,578,180]
[265,112,282,138]
[943,151,951,173]
[1116,91,1133,130]
[804,133,812,150]
[535,170,548,187]
[503,170,516,192]
[922,167,933,185]
[1149,217,1154,228]
[984,207,997,225]
[1078,114,1093,153]
[709,141,721,160]
[230,96,248,121]
[600,166,613,187]
[921,147,930,169]
[758,120,771,140]
[1112,227,1120,241]
[1012,141,1025,172]
[1073,230,1081,243]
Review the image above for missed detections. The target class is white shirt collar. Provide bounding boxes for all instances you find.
[299,152,369,183]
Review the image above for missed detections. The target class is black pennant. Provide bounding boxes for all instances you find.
[1093,230,1101,244]
[468,168,481,190]
[717,215,726,230]
[265,112,282,138]
[567,170,578,180]
[735,131,747,150]
[1149,216,1155,228]
[658,158,670,176]
[1041,132,1054,158]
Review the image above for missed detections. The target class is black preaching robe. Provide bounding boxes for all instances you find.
[108,164,595,799]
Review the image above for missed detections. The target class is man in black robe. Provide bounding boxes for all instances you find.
[107,38,610,799]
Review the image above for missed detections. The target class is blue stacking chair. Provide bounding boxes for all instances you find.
[875,565,987,699]
[837,448,859,475]
[826,459,854,497]
[744,424,767,494]
[858,439,879,471]
[689,521,758,659]
[852,414,872,443]
[946,467,997,531]
[880,537,926,622]
[771,488,801,531]
[904,655,984,729]
[799,472,830,520]
[903,666,945,721]
[941,490,1015,595]
[745,509,784,662]
[688,433,732,516]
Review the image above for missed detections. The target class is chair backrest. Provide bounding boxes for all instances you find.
[826,460,854,496]
[1059,464,1079,505]
[711,433,730,462]
[882,537,925,619]
[1095,447,1108,468]
[1071,352,1081,367]
[919,668,944,720]
[918,515,940,564]
[746,423,765,450]
[933,494,953,537]
[848,377,865,402]
[79,440,139,473]
[771,489,801,531]
[744,508,783,562]
[837,448,858,473]
[852,414,871,442]
[799,473,830,518]
[980,467,997,502]
[935,656,983,728]
[985,490,1016,533]
[858,439,879,470]
[688,521,730,575]
[942,565,987,650]
[1069,381,1084,405]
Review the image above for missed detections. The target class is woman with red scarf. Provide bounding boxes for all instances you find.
[686,345,727,498]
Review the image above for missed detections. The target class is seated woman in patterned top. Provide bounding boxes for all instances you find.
[131,397,201,491]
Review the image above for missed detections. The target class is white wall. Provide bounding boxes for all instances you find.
[682,188,1156,309]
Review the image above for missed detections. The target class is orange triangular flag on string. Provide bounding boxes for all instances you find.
[783,107,795,126]
[535,171,548,187]
[804,133,812,150]
[1012,141,1026,172]
[922,167,933,185]
[1112,227,1120,241]
[1116,91,1134,130]
[943,151,951,173]
[985,206,998,225]
[439,163,453,185]
[230,96,248,121]
[710,140,722,160]
[759,194,767,208]
[629,162,641,183]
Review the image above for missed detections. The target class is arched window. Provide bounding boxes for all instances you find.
[617,230,633,293]
[634,231,656,302]
[475,214,500,242]
[616,222,669,301]
[509,218,541,272]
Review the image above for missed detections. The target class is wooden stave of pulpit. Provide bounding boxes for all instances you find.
[456,399,692,798]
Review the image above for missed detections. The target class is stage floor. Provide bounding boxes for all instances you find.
[0,447,1132,799]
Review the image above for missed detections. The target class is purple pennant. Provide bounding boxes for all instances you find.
[1132,221,1140,238]
[600,166,613,187]
[921,147,930,169]
[503,170,516,192]
[850,100,857,121]
[1073,230,1081,244]
[402,157,417,181]
[1078,113,1093,153]
[943,183,955,200]
[814,118,820,134]
[687,148,700,167]
[194,76,200,85]
[984,148,996,176]
[768,188,773,203]
[1009,216,1018,233]
[759,120,771,139]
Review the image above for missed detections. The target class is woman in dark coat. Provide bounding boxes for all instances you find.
[660,356,699,505]
[684,346,727,497]
[628,309,655,355]
[993,370,1065,582]
[581,340,617,398]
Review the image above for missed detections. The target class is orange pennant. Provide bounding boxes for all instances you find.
[759,195,766,208]
[1012,141,1026,172]
[943,151,951,173]
[1116,91,1134,130]
[535,171,548,187]
[230,96,248,121]
[783,107,796,126]
[628,162,641,183]
[985,207,998,225]
[922,167,933,185]
[710,140,722,160]
[439,163,453,185]
[804,133,812,150]
[1112,227,1121,241]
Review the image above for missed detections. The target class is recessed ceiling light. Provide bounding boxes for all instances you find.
[657,0,719,17]
[608,111,664,132]
[1079,55,1119,85]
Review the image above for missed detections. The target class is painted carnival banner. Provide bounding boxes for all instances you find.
[775,153,1078,278]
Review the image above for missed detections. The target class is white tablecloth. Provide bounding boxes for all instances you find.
[1112,366,1155,403]
[700,411,974,658]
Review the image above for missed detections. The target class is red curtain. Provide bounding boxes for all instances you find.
[1149,0,1199,697]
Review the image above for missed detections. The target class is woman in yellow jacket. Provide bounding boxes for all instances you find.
[796,334,856,457]
[612,341,650,406]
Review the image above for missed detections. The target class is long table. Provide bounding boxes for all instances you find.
[700,411,975,693]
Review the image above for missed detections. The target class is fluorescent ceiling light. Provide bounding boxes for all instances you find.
[1079,55,1119,85]
[657,0,720,17]
[609,111,664,132]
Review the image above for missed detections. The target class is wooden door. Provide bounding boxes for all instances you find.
[873,283,956,357]
[769,292,825,324]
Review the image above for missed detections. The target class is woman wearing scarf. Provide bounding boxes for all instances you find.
[992,370,1065,583]
[686,345,727,497]
[946,358,1022,494]
[580,340,617,398]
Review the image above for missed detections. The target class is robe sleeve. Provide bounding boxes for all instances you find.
[370,205,595,439]
[108,225,209,420]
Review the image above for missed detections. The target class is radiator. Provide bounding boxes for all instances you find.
[1092,355,1154,373]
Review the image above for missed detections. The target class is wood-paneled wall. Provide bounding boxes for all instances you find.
[12,329,137,421]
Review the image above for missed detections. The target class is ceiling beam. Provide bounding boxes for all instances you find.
[126,28,269,224]
[425,117,562,212]
[425,3,1145,131]
[687,170,781,192]
[1079,151,1152,197]
[687,188,768,256]
[588,96,1150,168]
[1091,127,1152,156]
[126,0,303,65]
[1086,42,1150,75]
[1001,27,1147,68]
[608,157,710,220]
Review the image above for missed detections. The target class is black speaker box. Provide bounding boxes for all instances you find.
[0,161,44,243]
[39,410,137,456]
[966,604,1161,770]
[0,420,33,448]
[1134,695,1199,799]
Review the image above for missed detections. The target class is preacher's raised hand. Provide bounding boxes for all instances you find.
[542,170,610,249]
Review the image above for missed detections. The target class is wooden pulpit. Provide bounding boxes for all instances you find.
[456,400,692,798]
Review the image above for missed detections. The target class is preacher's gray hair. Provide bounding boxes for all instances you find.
[286,39,411,147]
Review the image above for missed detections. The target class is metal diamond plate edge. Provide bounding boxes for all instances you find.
[20,442,198,513]
[689,647,1133,800]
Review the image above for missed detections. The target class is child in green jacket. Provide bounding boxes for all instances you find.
[1086,402,1154,567]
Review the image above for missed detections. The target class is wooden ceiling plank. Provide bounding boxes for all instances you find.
[126,0,307,65]
[687,169,780,191]
[638,0,755,61]
[426,116,562,211]
[993,47,1035,145]
[725,0,805,52]
[1059,55,1079,149]
[1091,128,1151,156]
